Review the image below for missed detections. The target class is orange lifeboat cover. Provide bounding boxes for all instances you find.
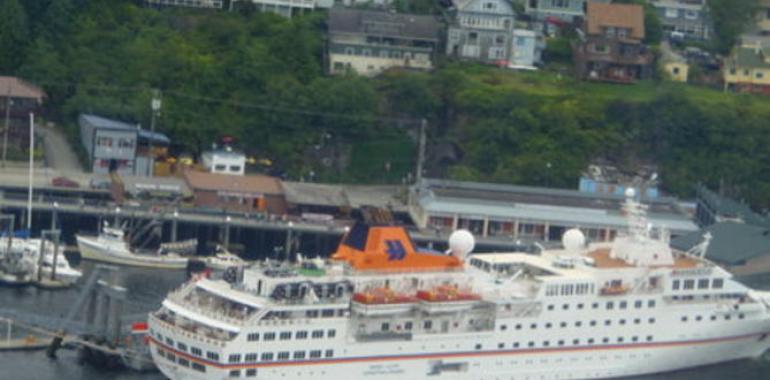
[332,224,462,271]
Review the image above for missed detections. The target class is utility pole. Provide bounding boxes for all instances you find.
[148,89,162,177]
[415,118,427,184]
[2,85,11,168]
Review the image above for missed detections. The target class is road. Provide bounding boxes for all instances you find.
[38,125,83,174]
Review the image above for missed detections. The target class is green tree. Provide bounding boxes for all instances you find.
[0,0,30,71]
[708,0,759,53]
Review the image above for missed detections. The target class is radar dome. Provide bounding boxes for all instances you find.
[448,229,475,259]
[562,228,586,253]
[624,187,636,198]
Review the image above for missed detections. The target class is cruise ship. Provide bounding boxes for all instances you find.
[148,190,770,380]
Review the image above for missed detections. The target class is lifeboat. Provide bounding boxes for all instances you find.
[332,223,463,272]
[351,288,417,316]
[416,285,481,314]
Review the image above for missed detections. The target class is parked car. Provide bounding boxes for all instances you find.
[51,176,80,188]
[89,178,111,190]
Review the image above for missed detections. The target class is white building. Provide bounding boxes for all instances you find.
[201,148,246,176]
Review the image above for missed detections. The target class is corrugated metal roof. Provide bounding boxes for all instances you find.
[184,171,283,195]
[671,222,770,264]
[328,8,441,41]
[0,76,45,101]
[80,114,139,131]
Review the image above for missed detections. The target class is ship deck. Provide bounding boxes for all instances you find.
[588,248,700,269]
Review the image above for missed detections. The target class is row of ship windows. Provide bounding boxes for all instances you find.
[546,299,656,312]
[502,317,657,331]
[672,278,724,291]
[246,329,336,342]
[481,335,655,351]
[681,313,745,322]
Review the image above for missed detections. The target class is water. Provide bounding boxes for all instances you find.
[0,263,768,380]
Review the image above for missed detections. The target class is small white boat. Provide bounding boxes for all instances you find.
[76,226,189,269]
[0,237,82,286]
[204,246,252,271]
[39,248,82,285]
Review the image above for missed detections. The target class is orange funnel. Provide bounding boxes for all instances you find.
[332,224,462,272]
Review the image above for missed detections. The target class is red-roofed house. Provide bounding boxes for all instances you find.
[573,2,654,83]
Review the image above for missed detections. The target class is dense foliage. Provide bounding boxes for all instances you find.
[708,0,759,54]
[4,1,770,211]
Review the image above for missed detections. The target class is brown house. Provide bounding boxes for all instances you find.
[183,170,287,214]
[0,76,46,150]
[573,2,653,83]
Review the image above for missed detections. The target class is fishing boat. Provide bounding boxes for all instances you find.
[76,225,190,269]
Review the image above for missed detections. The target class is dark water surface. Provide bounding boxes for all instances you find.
[0,261,768,380]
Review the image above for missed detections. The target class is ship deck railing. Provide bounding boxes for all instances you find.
[150,312,232,346]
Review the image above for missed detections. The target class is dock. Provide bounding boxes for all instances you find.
[0,336,50,351]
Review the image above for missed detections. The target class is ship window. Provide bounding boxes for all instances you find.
[157,348,165,358]
[617,337,624,343]
[619,319,626,325]
[192,362,206,372]
[725,315,731,321]
[619,301,627,309]
[683,279,695,290]
[672,280,680,290]
[424,321,433,330]
[325,350,334,358]
[562,304,569,310]
[296,331,308,339]
[648,300,656,308]
[499,343,505,349]
[165,337,174,346]
[405,321,413,330]
[590,320,597,327]
[634,318,640,324]
[592,303,599,309]
[577,303,584,310]
[573,339,580,345]
[229,354,241,363]
[310,350,322,358]
[247,333,259,341]
[604,320,611,326]
[698,279,709,289]
[530,323,537,329]
[279,332,291,340]
[543,341,550,347]
[264,332,276,341]
[178,358,189,367]
[547,305,554,311]
[246,369,257,377]
[646,336,653,342]
[294,351,306,359]
[712,279,724,289]
[476,344,482,350]
[177,342,187,352]
[381,323,390,332]
[632,336,639,342]
[322,309,335,317]
[648,317,656,324]
[606,302,614,310]
[277,352,290,361]
[560,322,567,328]
[245,353,258,362]
[328,329,336,338]
[575,321,582,327]
[191,347,202,356]
[312,330,324,338]
[739,314,745,319]
[528,341,535,347]
[602,337,609,343]
[587,338,594,344]
[230,370,241,377]
[261,352,274,361]
[515,324,522,330]
[710,315,717,321]
[696,315,703,321]
[206,352,219,361]
[545,323,552,329]
[558,340,564,346]
[634,300,643,309]
[513,342,520,348]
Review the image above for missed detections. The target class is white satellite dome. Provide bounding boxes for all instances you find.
[448,229,475,259]
[624,187,636,198]
[562,228,586,253]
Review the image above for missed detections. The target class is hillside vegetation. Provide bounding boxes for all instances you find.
[3,0,770,209]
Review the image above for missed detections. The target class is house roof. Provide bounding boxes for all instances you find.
[586,1,645,40]
[328,8,441,41]
[671,222,770,265]
[697,185,769,226]
[728,45,770,69]
[80,114,170,144]
[0,76,46,101]
[184,170,283,195]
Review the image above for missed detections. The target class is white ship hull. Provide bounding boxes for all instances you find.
[76,235,188,269]
[149,324,770,380]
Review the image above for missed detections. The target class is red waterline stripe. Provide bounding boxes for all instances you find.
[149,332,767,370]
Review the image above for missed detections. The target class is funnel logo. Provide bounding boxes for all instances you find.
[385,240,407,261]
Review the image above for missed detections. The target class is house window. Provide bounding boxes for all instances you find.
[665,8,678,18]
[757,72,765,79]
[96,137,113,147]
[495,35,505,45]
[468,32,478,44]
[685,10,698,20]
[592,44,609,54]
[672,67,680,75]
[553,0,568,8]
[344,47,354,55]
[617,28,628,38]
